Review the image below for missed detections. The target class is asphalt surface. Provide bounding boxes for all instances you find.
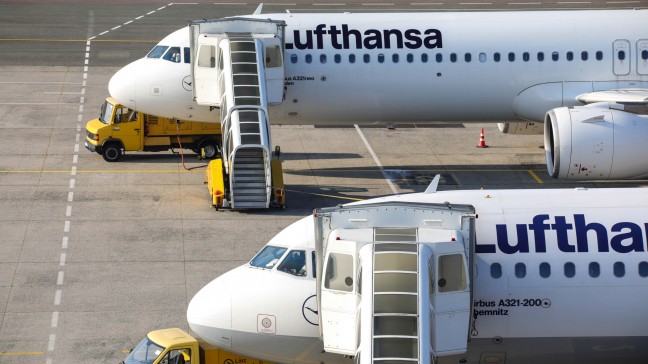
[0,1,647,363]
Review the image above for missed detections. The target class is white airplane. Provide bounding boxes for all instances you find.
[108,8,648,180]
[186,184,648,364]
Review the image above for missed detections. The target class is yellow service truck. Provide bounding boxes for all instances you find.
[85,98,221,162]
[122,328,272,364]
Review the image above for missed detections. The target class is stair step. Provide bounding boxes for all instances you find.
[232,201,267,209]
[233,182,266,189]
[234,195,268,202]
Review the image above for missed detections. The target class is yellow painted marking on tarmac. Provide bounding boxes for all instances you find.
[0,38,157,43]
[0,352,43,356]
[121,349,131,353]
[286,189,363,201]
[527,170,544,184]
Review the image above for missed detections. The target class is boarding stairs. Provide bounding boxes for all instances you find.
[190,18,285,208]
[313,201,477,363]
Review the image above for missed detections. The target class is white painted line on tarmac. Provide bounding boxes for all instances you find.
[57,272,64,286]
[73,155,78,164]
[147,10,156,15]
[54,290,62,306]
[48,334,56,351]
[69,179,75,188]
[111,25,122,31]
[65,206,72,217]
[67,192,74,202]
[124,20,133,25]
[51,312,59,328]
[71,166,77,175]
[59,253,66,266]
[135,15,144,20]
[62,237,68,249]
[354,125,398,195]
[98,31,109,36]
[63,220,70,232]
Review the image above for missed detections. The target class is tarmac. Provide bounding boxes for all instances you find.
[0,0,647,363]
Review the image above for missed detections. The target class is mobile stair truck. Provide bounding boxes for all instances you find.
[121,327,273,364]
[85,97,221,162]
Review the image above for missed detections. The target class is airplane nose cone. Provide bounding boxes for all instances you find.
[187,276,233,349]
[108,61,136,108]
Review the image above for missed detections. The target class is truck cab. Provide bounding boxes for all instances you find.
[85,98,221,162]
[123,328,271,364]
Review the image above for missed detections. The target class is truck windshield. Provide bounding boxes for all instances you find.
[123,337,164,364]
[250,245,287,269]
[99,101,114,125]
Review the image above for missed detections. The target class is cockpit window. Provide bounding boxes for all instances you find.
[163,47,181,63]
[277,250,306,276]
[147,45,168,59]
[250,246,287,269]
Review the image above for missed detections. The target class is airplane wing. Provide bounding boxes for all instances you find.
[577,89,648,104]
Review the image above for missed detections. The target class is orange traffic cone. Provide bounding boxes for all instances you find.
[477,128,488,148]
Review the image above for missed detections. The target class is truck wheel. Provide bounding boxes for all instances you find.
[102,143,122,162]
[200,140,218,159]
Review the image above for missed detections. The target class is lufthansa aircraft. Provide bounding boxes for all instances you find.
[186,185,648,364]
[108,8,648,179]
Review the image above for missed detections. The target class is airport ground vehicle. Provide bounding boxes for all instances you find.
[85,97,221,162]
[122,328,272,364]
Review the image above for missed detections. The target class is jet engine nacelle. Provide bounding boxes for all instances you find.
[498,122,544,135]
[544,104,648,180]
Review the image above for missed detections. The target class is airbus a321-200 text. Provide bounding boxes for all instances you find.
[108,8,648,180]
[185,184,648,364]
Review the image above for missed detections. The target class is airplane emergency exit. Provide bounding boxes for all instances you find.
[186,184,648,364]
[108,8,648,181]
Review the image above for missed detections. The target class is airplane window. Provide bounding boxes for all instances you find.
[334,54,341,63]
[435,53,442,63]
[250,245,287,269]
[312,251,317,278]
[184,47,190,64]
[320,54,327,64]
[378,54,385,63]
[614,262,625,278]
[290,54,298,64]
[537,52,544,62]
[407,53,414,63]
[490,263,502,279]
[450,53,457,63]
[515,263,526,278]
[523,52,529,62]
[349,54,356,63]
[596,51,603,61]
[464,53,471,62]
[642,50,648,60]
[539,262,550,278]
[392,54,399,63]
[363,54,370,63]
[421,53,428,63]
[494,52,501,62]
[147,45,168,59]
[163,47,181,63]
[639,262,648,277]
[508,52,515,62]
[552,52,559,62]
[305,54,312,64]
[278,250,307,277]
[589,262,600,278]
[566,51,573,61]
[581,51,588,61]
[479,53,486,62]
[618,50,625,61]
[564,262,575,278]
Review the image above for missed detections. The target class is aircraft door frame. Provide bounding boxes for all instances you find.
[194,35,222,106]
[637,39,648,75]
[613,39,631,76]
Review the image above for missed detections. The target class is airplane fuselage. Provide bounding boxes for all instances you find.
[109,9,648,125]
[187,187,648,364]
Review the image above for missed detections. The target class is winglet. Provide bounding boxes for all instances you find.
[424,174,441,194]
[253,3,264,15]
